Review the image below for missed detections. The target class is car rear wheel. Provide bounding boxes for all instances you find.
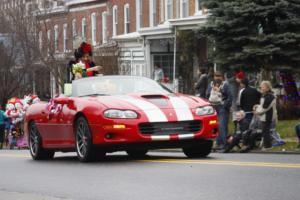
[75,117,105,162]
[126,149,148,159]
[29,122,55,160]
[183,140,213,158]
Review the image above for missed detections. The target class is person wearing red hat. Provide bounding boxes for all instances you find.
[70,42,103,80]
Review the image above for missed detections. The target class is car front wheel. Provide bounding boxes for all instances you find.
[183,140,213,158]
[29,122,55,160]
[75,117,105,162]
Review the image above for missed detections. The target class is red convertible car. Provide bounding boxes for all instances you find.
[25,76,218,162]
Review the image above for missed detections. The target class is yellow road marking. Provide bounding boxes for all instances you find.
[140,159,300,169]
[1,153,300,169]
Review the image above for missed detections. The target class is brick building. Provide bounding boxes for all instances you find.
[2,0,208,95]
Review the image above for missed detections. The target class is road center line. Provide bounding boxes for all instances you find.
[140,159,300,169]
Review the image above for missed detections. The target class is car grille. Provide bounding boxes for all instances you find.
[139,120,202,135]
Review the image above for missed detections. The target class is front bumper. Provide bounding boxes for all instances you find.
[90,114,218,146]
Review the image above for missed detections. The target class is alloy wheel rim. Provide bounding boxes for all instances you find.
[76,121,88,158]
[29,125,39,156]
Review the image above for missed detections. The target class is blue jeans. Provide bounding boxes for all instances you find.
[216,107,229,146]
[295,124,300,143]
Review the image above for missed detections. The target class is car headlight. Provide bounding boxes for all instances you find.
[195,106,215,116]
[104,109,138,119]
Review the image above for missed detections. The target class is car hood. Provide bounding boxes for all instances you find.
[93,93,209,111]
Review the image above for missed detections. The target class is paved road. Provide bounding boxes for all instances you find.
[0,150,299,200]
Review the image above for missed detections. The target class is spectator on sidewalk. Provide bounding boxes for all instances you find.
[195,67,208,98]
[229,71,245,131]
[223,110,250,153]
[153,64,164,83]
[295,124,300,150]
[238,78,261,122]
[207,71,232,149]
[0,106,7,149]
[253,81,277,150]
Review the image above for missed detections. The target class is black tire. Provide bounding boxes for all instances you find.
[183,140,213,158]
[28,122,55,160]
[126,149,148,159]
[75,117,105,162]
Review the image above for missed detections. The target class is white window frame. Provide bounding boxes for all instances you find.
[165,0,173,20]
[112,5,118,36]
[149,0,157,27]
[72,19,77,38]
[91,12,97,46]
[136,0,142,30]
[102,11,108,43]
[195,0,203,15]
[81,18,86,40]
[63,23,68,52]
[124,4,130,34]
[180,0,189,18]
[54,25,58,52]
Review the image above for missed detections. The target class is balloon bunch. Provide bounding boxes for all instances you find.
[5,94,40,149]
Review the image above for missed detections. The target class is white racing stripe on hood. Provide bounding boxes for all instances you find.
[119,96,168,122]
[169,96,194,121]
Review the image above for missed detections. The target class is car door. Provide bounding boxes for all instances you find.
[39,98,74,148]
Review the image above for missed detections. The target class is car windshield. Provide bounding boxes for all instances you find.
[72,76,172,97]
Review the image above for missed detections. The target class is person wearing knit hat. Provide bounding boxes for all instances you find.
[235,71,246,83]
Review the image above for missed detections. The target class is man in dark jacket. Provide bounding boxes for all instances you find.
[238,78,261,122]
[195,68,208,98]
[295,123,300,150]
[207,71,232,148]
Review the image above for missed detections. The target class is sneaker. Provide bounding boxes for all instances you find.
[261,146,273,151]
[240,146,251,153]
[272,141,285,147]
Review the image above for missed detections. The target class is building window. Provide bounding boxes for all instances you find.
[47,30,51,53]
[112,5,118,36]
[180,0,189,18]
[72,19,77,38]
[81,18,87,40]
[165,0,173,20]
[124,4,130,34]
[176,0,180,18]
[91,13,96,45]
[160,0,164,22]
[102,12,107,43]
[39,31,43,50]
[195,0,202,14]
[63,24,68,52]
[54,25,58,52]
[150,0,157,27]
[136,0,142,30]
